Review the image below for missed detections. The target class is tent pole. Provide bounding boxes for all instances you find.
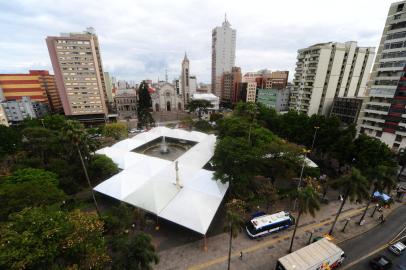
[155,215,160,230]
[203,234,208,251]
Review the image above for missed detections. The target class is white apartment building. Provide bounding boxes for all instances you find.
[290,41,375,116]
[358,1,406,150]
[211,16,236,98]
[46,27,108,121]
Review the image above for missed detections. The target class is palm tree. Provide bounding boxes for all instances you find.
[329,168,369,235]
[358,165,397,224]
[62,120,101,217]
[288,186,320,253]
[224,199,246,270]
[397,148,406,181]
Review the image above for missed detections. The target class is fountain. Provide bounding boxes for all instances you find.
[160,136,169,154]
[133,136,196,161]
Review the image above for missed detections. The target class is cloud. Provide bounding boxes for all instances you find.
[0,0,395,83]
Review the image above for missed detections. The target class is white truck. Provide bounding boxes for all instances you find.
[275,238,345,270]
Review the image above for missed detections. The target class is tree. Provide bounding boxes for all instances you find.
[21,127,59,165]
[256,179,278,212]
[88,154,119,183]
[397,148,406,181]
[213,136,262,196]
[111,233,159,270]
[358,164,397,224]
[0,125,20,158]
[103,122,128,140]
[62,120,101,217]
[193,119,212,132]
[224,199,246,270]
[288,186,320,253]
[137,81,154,128]
[329,168,369,235]
[0,206,110,269]
[187,99,213,119]
[0,168,66,220]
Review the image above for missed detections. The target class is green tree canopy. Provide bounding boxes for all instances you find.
[0,125,21,158]
[0,168,66,220]
[88,154,119,183]
[187,99,213,119]
[111,233,159,270]
[0,206,110,269]
[103,122,128,140]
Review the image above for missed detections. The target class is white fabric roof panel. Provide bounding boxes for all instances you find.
[93,127,228,235]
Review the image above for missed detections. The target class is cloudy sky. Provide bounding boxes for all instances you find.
[0,0,398,83]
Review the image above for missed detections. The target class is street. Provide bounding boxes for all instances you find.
[339,204,406,269]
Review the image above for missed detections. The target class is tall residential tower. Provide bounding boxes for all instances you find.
[290,41,375,116]
[211,16,236,98]
[46,27,108,122]
[358,1,406,150]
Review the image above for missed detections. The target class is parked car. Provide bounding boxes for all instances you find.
[388,241,406,256]
[370,255,392,270]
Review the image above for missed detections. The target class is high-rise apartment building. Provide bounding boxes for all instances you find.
[211,16,236,98]
[290,41,375,116]
[46,28,108,122]
[358,1,406,150]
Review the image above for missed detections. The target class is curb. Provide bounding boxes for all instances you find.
[336,202,404,245]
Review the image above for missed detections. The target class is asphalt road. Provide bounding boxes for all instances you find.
[339,204,406,269]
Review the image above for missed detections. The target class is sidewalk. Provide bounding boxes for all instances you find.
[154,200,403,270]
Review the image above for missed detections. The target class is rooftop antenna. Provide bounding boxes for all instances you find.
[165,69,168,82]
[225,13,227,22]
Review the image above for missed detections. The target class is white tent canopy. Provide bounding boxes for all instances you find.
[94,127,228,235]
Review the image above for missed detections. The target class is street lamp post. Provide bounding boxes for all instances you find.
[370,204,379,218]
[293,148,311,210]
[310,126,320,151]
[341,218,350,232]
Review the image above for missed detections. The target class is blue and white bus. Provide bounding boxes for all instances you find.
[245,211,295,239]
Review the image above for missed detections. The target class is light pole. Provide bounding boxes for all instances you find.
[310,126,320,151]
[293,148,311,210]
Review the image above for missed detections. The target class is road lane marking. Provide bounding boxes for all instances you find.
[341,244,387,269]
[188,207,365,270]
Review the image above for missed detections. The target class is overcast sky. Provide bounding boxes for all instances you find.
[0,0,398,83]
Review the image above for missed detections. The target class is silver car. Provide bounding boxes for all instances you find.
[388,241,406,256]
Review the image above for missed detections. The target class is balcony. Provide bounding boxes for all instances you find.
[365,101,391,107]
[364,109,389,115]
[361,116,386,123]
[369,88,396,98]
[360,123,383,131]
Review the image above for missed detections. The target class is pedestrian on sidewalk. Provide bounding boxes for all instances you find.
[379,214,385,224]
[239,251,243,260]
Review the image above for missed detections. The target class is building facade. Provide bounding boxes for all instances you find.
[290,41,375,116]
[115,92,137,119]
[256,86,291,112]
[151,82,184,112]
[1,97,48,124]
[0,70,61,113]
[264,71,289,89]
[211,16,236,97]
[46,28,108,122]
[358,1,406,150]
[330,97,364,125]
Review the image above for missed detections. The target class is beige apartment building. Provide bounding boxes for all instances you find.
[290,41,375,116]
[46,27,108,121]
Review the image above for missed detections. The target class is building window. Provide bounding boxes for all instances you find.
[395,134,402,142]
[376,131,383,137]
